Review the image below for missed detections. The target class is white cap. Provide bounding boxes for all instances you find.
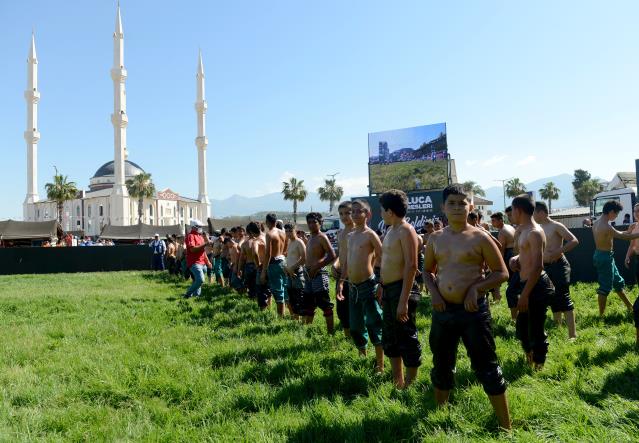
[190,219,203,228]
[154,233,159,237]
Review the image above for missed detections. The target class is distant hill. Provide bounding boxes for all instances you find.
[211,173,580,217]
[484,174,577,211]
[210,192,354,218]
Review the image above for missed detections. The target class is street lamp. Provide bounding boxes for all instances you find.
[494,178,512,211]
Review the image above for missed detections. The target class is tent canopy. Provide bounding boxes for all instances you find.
[0,220,60,240]
[99,223,184,240]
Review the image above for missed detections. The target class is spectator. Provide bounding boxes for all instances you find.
[149,233,166,271]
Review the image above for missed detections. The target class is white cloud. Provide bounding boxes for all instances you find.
[337,176,369,197]
[516,155,537,166]
[482,155,508,167]
[465,160,478,166]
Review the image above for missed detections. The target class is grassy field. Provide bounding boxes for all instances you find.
[369,159,448,194]
[0,272,638,442]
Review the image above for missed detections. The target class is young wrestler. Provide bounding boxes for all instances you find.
[341,200,384,372]
[261,213,289,317]
[302,212,337,333]
[534,202,579,339]
[624,203,639,346]
[422,221,434,246]
[379,190,421,388]
[433,220,442,231]
[592,200,639,316]
[424,185,511,429]
[334,201,355,337]
[246,222,271,310]
[237,226,257,300]
[284,223,306,320]
[211,234,225,286]
[508,194,555,370]
[491,212,517,318]
[224,238,242,290]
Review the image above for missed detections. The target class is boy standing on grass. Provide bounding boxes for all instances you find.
[533,201,580,339]
[262,213,290,318]
[334,201,355,337]
[301,212,337,333]
[508,195,555,370]
[284,223,306,320]
[623,203,639,346]
[379,190,421,388]
[592,200,639,317]
[246,222,271,310]
[341,200,384,373]
[424,185,510,429]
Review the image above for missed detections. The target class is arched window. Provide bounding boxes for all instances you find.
[99,205,104,217]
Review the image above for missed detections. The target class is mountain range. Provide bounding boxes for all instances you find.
[210,173,578,217]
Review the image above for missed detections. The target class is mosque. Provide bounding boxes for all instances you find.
[22,4,210,236]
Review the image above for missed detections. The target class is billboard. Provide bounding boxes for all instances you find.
[368,123,449,195]
[353,189,444,234]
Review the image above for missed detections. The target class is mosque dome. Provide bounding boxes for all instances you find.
[89,160,147,191]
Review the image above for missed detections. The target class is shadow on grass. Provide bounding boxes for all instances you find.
[578,362,639,405]
[285,388,439,442]
[575,341,635,368]
[210,341,319,368]
[578,311,630,328]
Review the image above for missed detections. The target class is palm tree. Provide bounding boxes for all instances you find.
[126,172,156,224]
[282,177,307,223]
[505,178,527,198]
[317,178,344,214]
[539,182,560,212]
[574,179,603,208]
[461,181,486,197]
[45,167,78,225]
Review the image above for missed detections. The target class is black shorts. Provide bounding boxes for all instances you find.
[633,297,639,328]
[515,273,553,364]
[255,266,271,308]
[429,297,506,396]
[545,256,574,313]
[301,269,333,317]
[287,266,305,315]
[382,280,422,368]
[221,257,231,279]
[244,263,257,299]
[506,271,521,308]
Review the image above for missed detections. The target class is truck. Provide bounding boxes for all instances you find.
[591,187,636,225]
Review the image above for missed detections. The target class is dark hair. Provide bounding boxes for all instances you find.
[490,212,504,221]
[379,189,408,218]
[338,201,352,210]
[284,223,295,231]
[441,184,468,204]
[535,201,549,214]
[230,227,237,233]
[425,221,434,228]
[275,220,284,229]
[352,199,371,213]
[306,212,323,223]
[246,222,260,236]
[511,194,535,215]
[602,200,623,215]
[266,213,277,224]
[505,206,512,213]
[468,211,478,221]
[220,228,227,235]
[434,219,442,225]
[223,237,233,244]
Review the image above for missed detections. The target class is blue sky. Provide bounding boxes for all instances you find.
[1,0,638,219]
[368,123,446,157]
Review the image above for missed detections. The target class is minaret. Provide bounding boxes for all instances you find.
[23,32,40,219]
[195,50,210,219]
[109,2,130,225]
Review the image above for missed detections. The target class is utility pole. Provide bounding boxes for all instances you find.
[494,179,510,210]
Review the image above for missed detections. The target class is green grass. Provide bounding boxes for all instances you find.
[0,272,637,442]
[369,159,448,194]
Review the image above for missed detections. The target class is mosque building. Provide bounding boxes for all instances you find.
[22,4,210,236]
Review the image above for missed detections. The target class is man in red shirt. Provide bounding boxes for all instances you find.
[184,219,212,298]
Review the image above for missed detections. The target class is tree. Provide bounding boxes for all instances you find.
[126,172,156,224]
[572,169,594,206]
[317,178,344,214]
[539,182,560,213]
[461,181,486,198]
[45,167,78,225]
[574,178,603,208]
[505,178,527,198]
[282,177,307,223]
